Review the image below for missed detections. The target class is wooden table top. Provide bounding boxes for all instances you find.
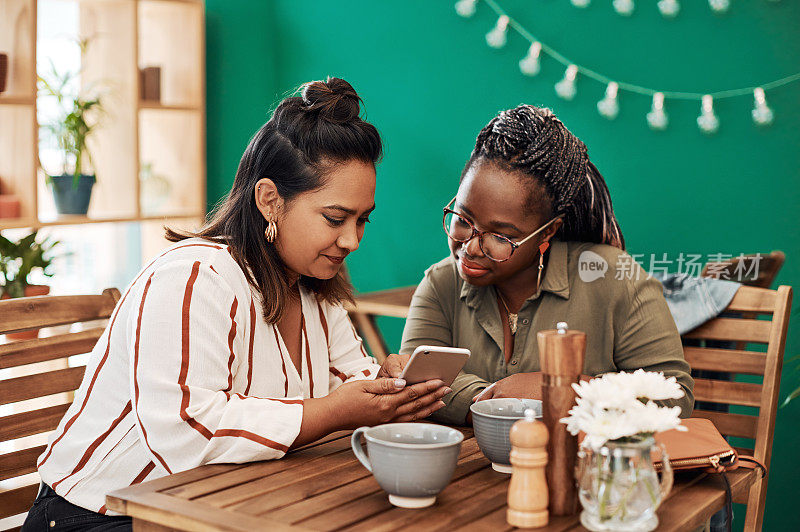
[106,428,757,531]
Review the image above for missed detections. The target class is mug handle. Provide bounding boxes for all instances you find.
[351,427,372,472]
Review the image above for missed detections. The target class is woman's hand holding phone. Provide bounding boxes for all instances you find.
[293,354,449,448]
[330,377,451,428]
[293,377,450,448]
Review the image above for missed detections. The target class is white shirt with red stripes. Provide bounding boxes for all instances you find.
[37,238,380,514]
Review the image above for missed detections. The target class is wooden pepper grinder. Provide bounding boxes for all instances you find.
[537,321,586,516]
[507,408,549,528]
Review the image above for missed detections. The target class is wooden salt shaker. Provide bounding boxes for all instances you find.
[537,321,586,516]
[507,408,549,528]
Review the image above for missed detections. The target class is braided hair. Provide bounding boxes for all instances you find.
[465,105,625,250]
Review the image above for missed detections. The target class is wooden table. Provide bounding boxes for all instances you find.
[106,428,756,531]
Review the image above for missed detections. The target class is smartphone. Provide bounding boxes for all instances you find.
[399,345,471,386]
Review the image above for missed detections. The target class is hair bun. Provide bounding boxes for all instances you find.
[301,77,362,123]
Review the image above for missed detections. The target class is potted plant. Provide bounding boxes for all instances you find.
[0,230,60,339]
[38,39,104,215]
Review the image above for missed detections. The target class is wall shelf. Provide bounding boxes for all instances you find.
[0,97,36,106]
[0,0,206,234]
[138,102,201,112]
[0,212,204,230]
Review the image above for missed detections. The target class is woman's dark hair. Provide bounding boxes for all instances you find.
[167,77,382,322]
[463,105,625,250]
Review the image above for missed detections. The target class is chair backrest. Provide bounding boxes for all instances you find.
[0,288,120,530]
[682,284,792,530]
[701,250,785,288]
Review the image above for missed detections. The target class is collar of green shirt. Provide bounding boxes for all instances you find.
[458,239,571,311]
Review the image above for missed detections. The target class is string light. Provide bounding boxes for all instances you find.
[519,42,542,76]
[455,0,477,18]
[563,0,782,17]
[697,95,720,134]
[657,0,680,18]
[613,0,635,16]
[486,15,509,48]
[555,65,578,100]
[647,92,669,130]
[708,0,730,14]
[752,87,774,126]
[458,0,800,132]
[597,82,620,120]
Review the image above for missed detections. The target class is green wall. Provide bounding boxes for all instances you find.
[205,1,799,529]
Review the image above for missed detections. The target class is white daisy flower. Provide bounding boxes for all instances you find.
[560,370,686,449]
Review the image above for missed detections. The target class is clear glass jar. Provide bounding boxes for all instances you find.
[575,437,672,531]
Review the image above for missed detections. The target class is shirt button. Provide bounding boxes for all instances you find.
[50,521,56,528]
[522,319,529,325]
[510,360,518,365]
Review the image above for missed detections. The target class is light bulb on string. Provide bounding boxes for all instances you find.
[613,0,635,16]
[571,0,591,7]
[555,65,579,100]
[486,15,510,49]
[519,42,542,76]
[709,0,730,14]
[646,92,668,130]
[752,87,774,126]
[597,82,619,120]
[455,0,477,18]
[658,0,680,17]
[697,95,719,134]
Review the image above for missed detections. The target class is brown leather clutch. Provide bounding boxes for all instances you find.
[653,418,765,474]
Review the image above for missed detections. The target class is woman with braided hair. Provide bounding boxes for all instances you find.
[400,105,693,424]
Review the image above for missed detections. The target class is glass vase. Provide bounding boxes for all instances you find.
[575,437,672,531]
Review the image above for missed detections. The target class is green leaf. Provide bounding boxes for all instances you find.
[784,354,800,365]
[781,386,800,408]
[0,230,60,292]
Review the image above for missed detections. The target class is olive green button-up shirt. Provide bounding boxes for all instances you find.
[400,240,694,425]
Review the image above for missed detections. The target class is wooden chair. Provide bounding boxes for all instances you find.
[0,288,120,531]
[702,250,785,288]
[694,250,786,408]
[683,284,792,531]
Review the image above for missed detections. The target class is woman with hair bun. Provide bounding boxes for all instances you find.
[25,78,449,530]
[401,105,693,425]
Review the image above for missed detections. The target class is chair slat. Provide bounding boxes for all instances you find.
[693,378,762,407]
[0,292,117,334]
[683,317,772,344]
[0,483,39,519]
[683,347,766,375]
[726,286,777,313]
[0,403,71,442]
[734,446,755,457]
[0,328,104,370]
[0,445,46,481]
[692,410,758,439]
[0,367,85,406]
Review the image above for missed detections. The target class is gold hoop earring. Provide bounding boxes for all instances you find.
[265,217,278,242]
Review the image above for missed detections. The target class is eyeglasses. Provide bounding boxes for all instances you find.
[442,196,559,262]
